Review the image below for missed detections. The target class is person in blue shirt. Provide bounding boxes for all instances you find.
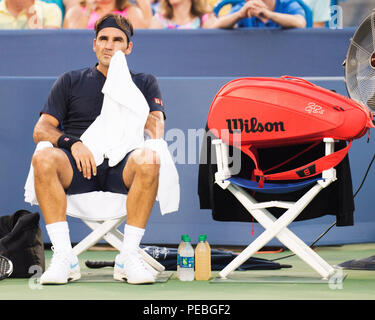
[215,0,306,29]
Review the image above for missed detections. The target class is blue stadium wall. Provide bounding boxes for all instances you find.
[1,27,375,247]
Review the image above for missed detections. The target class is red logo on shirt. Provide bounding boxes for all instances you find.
[154,98,163,106]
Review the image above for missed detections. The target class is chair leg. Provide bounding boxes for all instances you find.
[219,184,336,279]
[236,185,335,278]
[78,218,165,272]
[72,218,124,256]
[83,219,124,251]
[138,248,166,272]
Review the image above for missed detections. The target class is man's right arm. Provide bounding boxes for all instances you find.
[33,113,63,146]
[33,113,97,179]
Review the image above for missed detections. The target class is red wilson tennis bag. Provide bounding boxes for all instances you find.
[207,76,374,185]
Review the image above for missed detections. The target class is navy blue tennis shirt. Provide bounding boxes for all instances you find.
[42,65,165,138]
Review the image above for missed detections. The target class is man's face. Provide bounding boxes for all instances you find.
[93,27,133,68]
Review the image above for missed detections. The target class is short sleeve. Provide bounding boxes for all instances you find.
[41,72,71,124]
[284,0,306,18]
[143,74,166,118]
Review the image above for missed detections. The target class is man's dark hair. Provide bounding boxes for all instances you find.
[94,13,134,43]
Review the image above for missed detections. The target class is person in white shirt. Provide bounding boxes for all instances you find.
[303,0,330,28]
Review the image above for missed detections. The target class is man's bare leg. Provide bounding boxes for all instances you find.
[32,148,80,284]
[123,148,160,228]
[32,147,73,224]
[114,148,160,284]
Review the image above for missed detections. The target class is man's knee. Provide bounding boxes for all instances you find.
[32,148,73,188]
[32,148,59,174]
[32,148,72,178]
[132,148,160,183]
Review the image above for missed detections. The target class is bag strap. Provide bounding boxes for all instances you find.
[263,141,321,174]
[241,141,352,187]
[240,145,265,187]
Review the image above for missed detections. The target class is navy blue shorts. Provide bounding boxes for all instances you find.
[62,149,133,195]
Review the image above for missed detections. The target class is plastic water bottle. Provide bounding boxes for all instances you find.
[177,234,188,278]
[179,236,194,281]
[195,234,211,281]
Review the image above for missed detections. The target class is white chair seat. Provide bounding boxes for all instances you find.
[66,193,165,272]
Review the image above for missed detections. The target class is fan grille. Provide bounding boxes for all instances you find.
[345,11,375,111]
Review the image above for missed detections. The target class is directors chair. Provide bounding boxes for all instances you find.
[213,138,337,280]
[205,76,373,280]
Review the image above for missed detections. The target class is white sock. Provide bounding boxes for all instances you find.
[46,221,73,254]
[121,224,145,254]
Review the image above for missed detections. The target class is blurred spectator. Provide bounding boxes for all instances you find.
[42,0,79,20]
[0,0,62,28]
[216,0,306,29]
[63,0,152,28]
[303,0,330,28]
[208,0,231,16]
[149,0,218,28]
[149,0,160,13]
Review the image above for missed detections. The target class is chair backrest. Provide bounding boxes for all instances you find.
[212,0,313,28]
[212,0,242,16]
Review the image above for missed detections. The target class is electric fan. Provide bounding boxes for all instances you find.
[345,9,375,112]
[339,10,375,270]
[278,11,375,266]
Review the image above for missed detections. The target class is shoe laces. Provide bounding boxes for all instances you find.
[121,250,150,273]
[48,246,72,269]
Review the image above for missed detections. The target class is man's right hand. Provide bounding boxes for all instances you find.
[70,142,97,179]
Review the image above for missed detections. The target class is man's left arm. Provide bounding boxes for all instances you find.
[142,74,166,139]
[145,110,165,139]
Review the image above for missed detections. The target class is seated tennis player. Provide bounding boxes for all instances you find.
[32,13,165,285]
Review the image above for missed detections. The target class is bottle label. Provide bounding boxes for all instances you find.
[180,256,194,268]
[177,254,180,266]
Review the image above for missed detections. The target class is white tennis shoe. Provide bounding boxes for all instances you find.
[40,248,81,285]
[114,250,155,284]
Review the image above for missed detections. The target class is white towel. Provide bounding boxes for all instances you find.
[80,50,149,167]
[144,138,180,214]
[24,51,179,217]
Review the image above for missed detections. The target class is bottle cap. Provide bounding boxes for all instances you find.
[184,236,191,242]
[198,234,207,242]
[181,234,188,241]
